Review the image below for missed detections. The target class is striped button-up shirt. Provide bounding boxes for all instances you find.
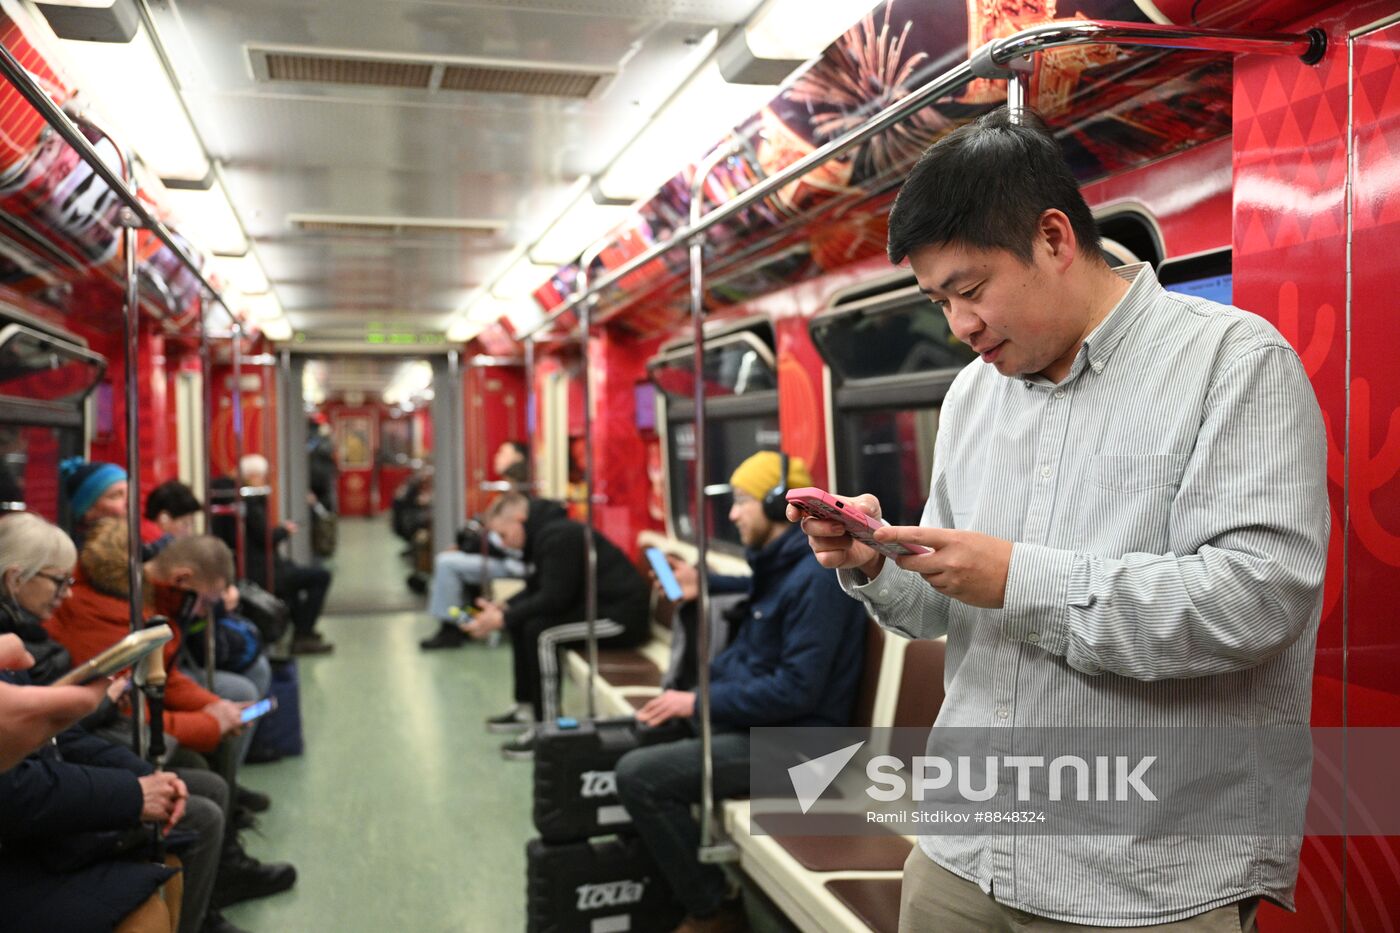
[841,263,1329,925]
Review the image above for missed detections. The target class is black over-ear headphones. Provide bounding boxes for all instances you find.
[762,451,791,523]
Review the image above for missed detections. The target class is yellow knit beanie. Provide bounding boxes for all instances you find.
[728,451,811,501]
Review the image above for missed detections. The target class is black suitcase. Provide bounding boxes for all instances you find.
[525,835,683,933]
[533,717,686,843]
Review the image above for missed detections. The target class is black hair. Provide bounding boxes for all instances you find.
[887,106,1104,267]
[505,440,527,458]
[144,480,202,521]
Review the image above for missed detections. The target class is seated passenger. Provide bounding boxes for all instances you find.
[47,521,247,760]
[614,452,868,933]
[493,439,530,491]
[60,458,128,547]
[144,480,273,770]
[143,479,203,558]
[418,441,533,649]
[233,455,334,656]
[0,511,248,933]
[460,494,650,759]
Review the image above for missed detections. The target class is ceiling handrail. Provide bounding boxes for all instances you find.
[0,41,237,326]
[515,17,1323,342]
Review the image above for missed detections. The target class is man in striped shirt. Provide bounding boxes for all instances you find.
[793,107,1328,930]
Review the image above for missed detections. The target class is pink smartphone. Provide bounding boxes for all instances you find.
[785,487,930,558]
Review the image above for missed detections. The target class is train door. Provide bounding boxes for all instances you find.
[174,367,204,514]
[538,369,571,502]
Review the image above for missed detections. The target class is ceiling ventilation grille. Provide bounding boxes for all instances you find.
[251,47,609,99]
[264,53,433,89]
[439,64,601,98]
[287,215,505,238]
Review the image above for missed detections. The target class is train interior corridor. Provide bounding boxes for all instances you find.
[227,515,531,932]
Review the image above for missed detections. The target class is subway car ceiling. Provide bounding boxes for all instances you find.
[0,0,1295,357]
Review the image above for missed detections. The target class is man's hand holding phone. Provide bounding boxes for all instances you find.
[790,489,1014,608]
[462,599,505,640]
[787,492,888,580]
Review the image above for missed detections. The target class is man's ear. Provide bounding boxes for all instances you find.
[168,567,196,590]
[1038,209,1078,273]
[2,566,20,597]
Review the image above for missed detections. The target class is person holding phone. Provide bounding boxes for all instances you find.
[614,451,868,933]
[0,511,242,933]
[793,107,1328,931]
[459,493,651,759]
[46,519,299,919]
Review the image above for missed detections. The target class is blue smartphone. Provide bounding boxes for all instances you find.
[239,696,278,724]
[644,547,684,602]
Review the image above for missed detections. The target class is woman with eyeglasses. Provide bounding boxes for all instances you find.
[0,510,197,933]
[0,510,80,683]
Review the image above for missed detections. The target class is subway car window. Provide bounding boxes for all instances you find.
[836,407,939,527]
[667,414,781,548]
[650,327,779,551]
[816,286,973,523]
[647,328,777,398]
[812,289,975,380]
[0,321,103,519]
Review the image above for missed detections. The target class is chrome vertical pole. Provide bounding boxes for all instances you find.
[690,142,741,859]
[231,325,246,581]
[117,150,147,759]
[262,354,275,589]
[1005,60,1033,121]
[199,299,216,690]
[524,338,536,489]
[576,243,606,722]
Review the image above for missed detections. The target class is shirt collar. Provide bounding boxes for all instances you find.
[1076,262,1159,375]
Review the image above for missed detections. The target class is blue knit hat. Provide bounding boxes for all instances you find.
[60,458,127,521]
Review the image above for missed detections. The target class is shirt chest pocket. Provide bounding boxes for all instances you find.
[1073,453,1188,555]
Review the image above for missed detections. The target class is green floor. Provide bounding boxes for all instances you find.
[226,518,531,932]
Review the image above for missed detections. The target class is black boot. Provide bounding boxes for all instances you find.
[419,621,466,650]
[212,837,297,908]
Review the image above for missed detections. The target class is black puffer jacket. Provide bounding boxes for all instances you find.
[503,499,649,632]
[0,597,69,685]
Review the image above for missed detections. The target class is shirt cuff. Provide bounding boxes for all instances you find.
[837,555,901,602]
[1002,542,1076,656]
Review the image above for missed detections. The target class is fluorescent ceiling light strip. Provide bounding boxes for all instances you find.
[56,23,208,181]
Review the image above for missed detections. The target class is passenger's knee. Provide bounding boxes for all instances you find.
[614,747,657,804]
[181,793,224,839]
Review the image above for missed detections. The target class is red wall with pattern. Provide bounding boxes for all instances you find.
[1234,3,1400,928]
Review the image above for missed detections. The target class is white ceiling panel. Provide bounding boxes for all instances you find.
[139,0,765,337]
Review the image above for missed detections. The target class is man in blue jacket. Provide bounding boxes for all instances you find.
[615,451,867,933]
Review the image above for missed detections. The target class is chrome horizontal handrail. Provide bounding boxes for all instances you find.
[516,18,1322,341]
[0,42,236,325]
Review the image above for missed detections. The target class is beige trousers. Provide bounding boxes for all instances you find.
[899,846,1260,933]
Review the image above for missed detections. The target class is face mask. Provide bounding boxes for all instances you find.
[150,581,199,625]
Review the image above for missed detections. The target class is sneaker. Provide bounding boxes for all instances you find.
[419,622,466,650]
[235,785,271,813]
[212,842,297,908]
[501,726,537,761]
[291,635,335,655]
[485,705,533,734]
[201,908,251,933]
